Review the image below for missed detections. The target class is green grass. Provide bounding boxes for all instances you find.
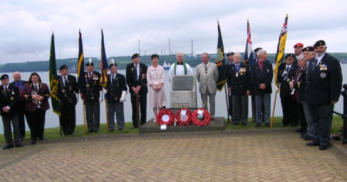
[0,116,344,144]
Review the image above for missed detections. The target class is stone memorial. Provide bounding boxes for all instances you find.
[170,75,197,108]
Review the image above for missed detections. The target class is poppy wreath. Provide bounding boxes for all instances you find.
[156,108,175,126]
[175,109,192,126]
[191,108,211,126]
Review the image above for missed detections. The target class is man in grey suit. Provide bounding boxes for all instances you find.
[196,53,219,118]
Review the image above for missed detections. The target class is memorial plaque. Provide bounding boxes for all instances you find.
[172,76,194,90]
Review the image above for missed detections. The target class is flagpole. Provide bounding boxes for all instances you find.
[83,103,87,134]
[270,89,279,128]
[224,85,230,123]
[136,94,140,128]
[105,99,110,132]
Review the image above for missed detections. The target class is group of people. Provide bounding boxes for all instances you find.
[0,40,343,151]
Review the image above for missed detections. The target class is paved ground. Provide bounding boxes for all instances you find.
[0,129,347,182]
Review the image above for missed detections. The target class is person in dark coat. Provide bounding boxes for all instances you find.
[250,49,273,127]
[126,53,148,128]
[9,72,28,141]
[277,54,299,127]
[226,52,234,118]
[105,61,127,131]
[0,74,22,149]
[57,65,79,135]
[23,72,50,145]
[83,59,102,133]
[305,40,343,150]
[227,53,251,125]
[290,55,307,136]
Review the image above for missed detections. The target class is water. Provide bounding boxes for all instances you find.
[1,65,346,133]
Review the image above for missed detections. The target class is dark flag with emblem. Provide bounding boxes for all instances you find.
[216,20,227,91]
[49,33,61,116]
[100,29,108,88]
[77,31,86,98]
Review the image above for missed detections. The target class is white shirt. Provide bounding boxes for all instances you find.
[315,53,325,65]
[134,64,140,80]
[285,64,292,71]
[168,63,193,81]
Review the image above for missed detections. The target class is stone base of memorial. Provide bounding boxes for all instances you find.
[139,117,226,133]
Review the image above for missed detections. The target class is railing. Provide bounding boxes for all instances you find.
[333,84,347,144]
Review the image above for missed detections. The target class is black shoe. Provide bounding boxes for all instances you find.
[31,140,36,145]
[38,137,45,141]
[241,122,248,126]
[256,123,261,127]
[15,143,23,148]
[109,129,115,132]
[306,141,319,146]
[232,122,239,125]
[319,144,331,150]
[304,135,313,141]
[265,123,270,127]
[118,128,124,131]
[2,144,13,150]
[295,128,303,133]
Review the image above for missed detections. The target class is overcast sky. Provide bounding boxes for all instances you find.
[0,0,346,63]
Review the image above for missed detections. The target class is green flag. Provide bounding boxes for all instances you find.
[49,33,61,116]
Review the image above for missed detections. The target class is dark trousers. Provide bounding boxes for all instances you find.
[232,94,248,124]
[280,95,298,126]
[86,102,100,132]
[2,115,21,145]
[17,110,26,139]
[131,93,147,128]
[297,102,307,133]
[60,103,76,135]
[26,110,46,140]
[108,102,125,130]
[228,95,232,116]
[308,104,334,147]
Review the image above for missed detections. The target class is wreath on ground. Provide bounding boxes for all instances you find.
[175,109,192,126]
[156,109,175,126]
[191,108,211,126]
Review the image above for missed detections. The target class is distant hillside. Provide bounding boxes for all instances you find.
[1,53,347,73]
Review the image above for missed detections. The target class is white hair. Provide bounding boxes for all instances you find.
[176,52,184,57]
[233,53,242,58]
[256,49,267,57]
[297,54,304,61]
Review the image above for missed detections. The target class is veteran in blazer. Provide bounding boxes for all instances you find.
[0,74,22,149]
[196,52,219,118]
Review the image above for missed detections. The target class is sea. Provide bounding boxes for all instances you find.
[1,65,346,134]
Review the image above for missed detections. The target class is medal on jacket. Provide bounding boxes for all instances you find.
[236,72,239,77]
[320,64,327,71]
[320,73,327,78]
[10,96,14,101]
[91,96,94,100]
[62,89,66,93]
[86,84,90,88]
[114,96,118,101]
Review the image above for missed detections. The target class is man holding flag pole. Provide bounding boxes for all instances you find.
[272,14,289,128]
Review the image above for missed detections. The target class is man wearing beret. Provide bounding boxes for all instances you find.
[294,43,304,61]
[0,74,22,149]
[277,54,299,127]
[305,40,343,150]
[83,59,102,133]
[105,61,127,131]
[58,65,79,135]
[126,53,148,128]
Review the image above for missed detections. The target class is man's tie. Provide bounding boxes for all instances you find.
[64,76,67,87]
[205,64,208,74]
[4,86,8,97]
[134,65,138,81]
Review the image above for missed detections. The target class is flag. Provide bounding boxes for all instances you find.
[216,20,227,91]
[48,33,61,116]
[243,20,255,65]
[77,30,86,97]
[100,29,108,88]
[274,15,289,87]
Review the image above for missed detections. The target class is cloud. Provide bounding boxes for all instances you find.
[0,0,346,63]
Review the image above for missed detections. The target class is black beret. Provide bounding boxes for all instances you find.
[313,40,326,48]
[226,52,234,56]
[86,62,94,66]
[254,47,263,53]
[59,64,68,70]
[131,53,140,59]
[109,63,118,68]
[0,74,9,80]
[285,53,295,59]
[151,54,159,59]
[302,46,314,52]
